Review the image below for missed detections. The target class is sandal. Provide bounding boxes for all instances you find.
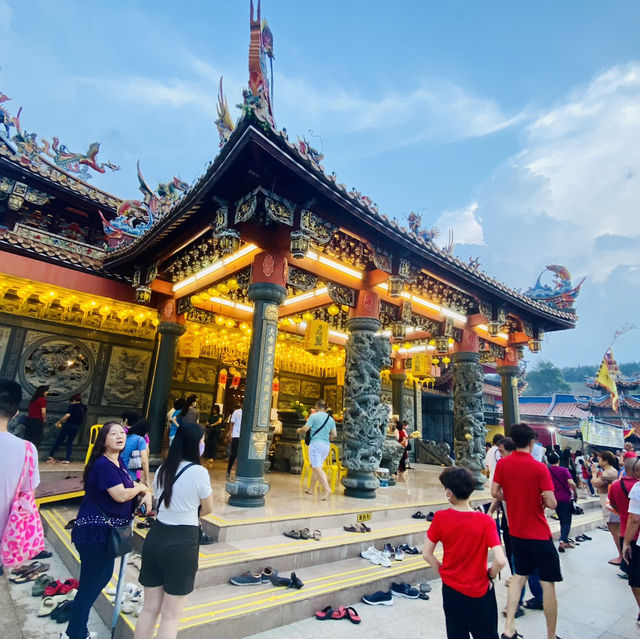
[523,597,543,610]
[343,524,359,532]
[52,599,74,624]
[64,519,76,530]
[10,570,41,584]
[345,606,361,625]
[315,606,334,620]
[330,607,347,619]
[312,530,322,541]
[10,561,39,575]
[31,574,54,597]
[37,594,67,617]
[412,511,426,519]
[283,530,302,539]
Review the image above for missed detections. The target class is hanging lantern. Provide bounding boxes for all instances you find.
[302,311,314,321]
[387,276,404,298]
[528,339,542,353]
[327,304,340,316]
[435,336,449,354]
[391,320,406,339]
[289,230,311,259]
[487,321,501,337]
[441,356,451,365]
[135,286,152,304]
[218,229,241,255]
[227,278,239,292]
[304,319,329,353]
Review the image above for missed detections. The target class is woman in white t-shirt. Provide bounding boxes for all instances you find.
[135,421,213,639]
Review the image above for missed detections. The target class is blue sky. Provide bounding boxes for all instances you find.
[2,1,640,368]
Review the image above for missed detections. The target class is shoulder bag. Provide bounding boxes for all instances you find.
[304,414,331,446]
[0,443,45,567]
[95,503,133,557]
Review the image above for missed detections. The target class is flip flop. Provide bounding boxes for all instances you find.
[345,606,362,625]
[330,606,347,620]
[312,530,322,541]
[31,574,53,597]
[37,594,67,617]
[10,570,41,584]
[10,561,38,575]
[608,559,622,566]
[64,519,76,530]
[315,606,335,620]
[412,511,426,519]
[283,530,302,539]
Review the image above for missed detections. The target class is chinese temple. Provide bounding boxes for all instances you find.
[0,1,579,508]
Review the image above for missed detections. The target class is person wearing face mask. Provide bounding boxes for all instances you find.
[423,467,507,639]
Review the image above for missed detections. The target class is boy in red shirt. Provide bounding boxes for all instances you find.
[492,423,561,639]
[423,467,507,639]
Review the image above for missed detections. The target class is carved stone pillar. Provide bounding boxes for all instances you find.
[226,251,287,508]
[341,291,391,499]
[498,348,520,437]
[452,349,486,489]
[146,318,186,458]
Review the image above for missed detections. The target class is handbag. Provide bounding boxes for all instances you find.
[128,448,142,471]
[95,505,133,556]
[0,443,45,567]
[304,414,331,446]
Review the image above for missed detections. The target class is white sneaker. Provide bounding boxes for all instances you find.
[360,546,379,561]
[376,552,392,568]
[395,548,404,561]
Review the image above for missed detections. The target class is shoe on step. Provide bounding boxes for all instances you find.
[362,590,393,605]
[390,582,419,599]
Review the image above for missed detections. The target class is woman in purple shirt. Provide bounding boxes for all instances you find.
[62,422,151,639]
[548,451,578,552]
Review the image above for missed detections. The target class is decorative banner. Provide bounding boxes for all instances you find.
[580,419,624,448]
[219,370,228,385]
[230,375,241,390]
[411,352,431,378]
[178,333,201,359]
[304,319,329,353]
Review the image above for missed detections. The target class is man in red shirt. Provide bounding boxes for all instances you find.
[610,456,639,575]
[424,467,507,639]
[492,423,561,639]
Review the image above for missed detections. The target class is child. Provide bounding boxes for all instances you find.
[423,467,507,639]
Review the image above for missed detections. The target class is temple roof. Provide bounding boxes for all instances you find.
[102,112,577,331]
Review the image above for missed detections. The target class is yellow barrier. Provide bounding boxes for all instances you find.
[83,424,102,466]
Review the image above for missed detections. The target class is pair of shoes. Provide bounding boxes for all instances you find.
[229,567,277,586]
[360,546,391,568]
[268,571,303,589]
[315,606,361,624]
[284,528,321,540]
[398,543,420,555]
[32,550,53,559]
[575,534,591,541]
[343,521,371,533]
[412,511,426,519]
[362,590,393,605]
[523,597,543,610]
[391,582,419,599]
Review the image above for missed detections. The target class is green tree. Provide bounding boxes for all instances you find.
[523,360,571,396]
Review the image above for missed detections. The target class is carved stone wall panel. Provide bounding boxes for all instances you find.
[235,193,258,223]
[19,335,95,400]
[173,358,187,382]
[287,267,317,292]
[185,361,217,385]
[102,347,151,407]
[88,343,111,406]
[452,352,486,487]
[301,381,321,400]
[1,326,25,380]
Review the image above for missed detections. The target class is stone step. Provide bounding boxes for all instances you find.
[39,502,604,639]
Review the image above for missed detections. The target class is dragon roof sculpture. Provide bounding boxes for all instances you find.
[99,161,189,250]
[525,265,585,313]
[0,91,119,181]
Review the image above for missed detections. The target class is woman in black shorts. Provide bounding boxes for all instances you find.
[134,422,213,639]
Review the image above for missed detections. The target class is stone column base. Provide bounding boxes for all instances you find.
[226,475,270,508]
[341,470,379,499]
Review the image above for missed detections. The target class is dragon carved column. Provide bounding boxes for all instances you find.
[452,331,486,488]
[341,291,391,499]
[497,347,521,438]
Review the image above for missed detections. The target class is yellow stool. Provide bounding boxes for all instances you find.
[323,443,347,493]
[83,424,102,466]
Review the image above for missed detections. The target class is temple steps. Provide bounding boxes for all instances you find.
[37,493,602,639]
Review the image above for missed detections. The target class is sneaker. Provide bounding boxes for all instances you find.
[382,543,394,558]
[394,547,404,561]
[362,590,393,606]
[391,582,419,599]
[229,571,265,586]
[361,546,381,561]
[57,633,96,639]
[61,460,70,464]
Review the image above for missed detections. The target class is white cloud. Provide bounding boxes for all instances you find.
[478,62,640,284]
[435,201,485,246]
[275,74,523,145]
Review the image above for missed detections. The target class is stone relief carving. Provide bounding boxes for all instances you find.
[342,320,391,472]
[102,347,151,406]
[0,325,12,370]
[416,439,453,466]
[235,192,258,223]
[300,209,334,244]
[20,336,94,399]
[301,381,321,399]
[452,352,486,487]
[186,362,217,385]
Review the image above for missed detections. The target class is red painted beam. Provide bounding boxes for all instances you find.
[0,250,135,302]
